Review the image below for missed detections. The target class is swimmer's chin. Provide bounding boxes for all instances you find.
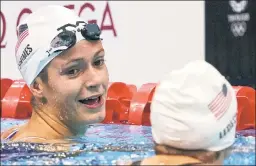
[97,112,106,122]
[78,108,106,124]
[72,114,105,136]
[89,109,106,124]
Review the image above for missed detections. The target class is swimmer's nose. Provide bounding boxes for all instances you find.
[87,83,100,91]
[83,69,102,92]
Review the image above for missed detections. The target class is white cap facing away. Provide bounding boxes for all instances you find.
[150,60,238,151]
[15,5,85,85]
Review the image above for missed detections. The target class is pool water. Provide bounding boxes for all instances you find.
[1,118,255,165]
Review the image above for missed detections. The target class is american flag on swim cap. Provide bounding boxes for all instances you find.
[208,84,232,120]
[15,24,29,55]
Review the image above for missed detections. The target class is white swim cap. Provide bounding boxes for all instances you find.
[15,5,86,85]
[150,60,237,151]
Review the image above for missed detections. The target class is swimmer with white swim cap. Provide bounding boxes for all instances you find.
[1,5,109,143]
[130,60,238,165]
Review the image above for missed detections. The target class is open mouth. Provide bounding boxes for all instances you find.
[78,95,103,109]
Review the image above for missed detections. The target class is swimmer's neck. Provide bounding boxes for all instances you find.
[24,108,83,140]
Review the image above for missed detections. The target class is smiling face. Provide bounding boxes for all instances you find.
[39,40,109,134]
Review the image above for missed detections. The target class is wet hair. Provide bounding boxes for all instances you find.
[30,66,49,108]
[154,144,231,164]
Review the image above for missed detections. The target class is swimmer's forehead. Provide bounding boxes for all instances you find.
[51,43,105,68]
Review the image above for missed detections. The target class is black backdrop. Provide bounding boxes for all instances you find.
[205,0,255,88]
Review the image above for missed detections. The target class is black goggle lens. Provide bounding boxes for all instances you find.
[49,23,101,55]
[51,31,76,49]
[81,23,101,40]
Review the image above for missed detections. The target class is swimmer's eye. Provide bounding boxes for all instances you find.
[66,69,80,76]
[94,59,105,67]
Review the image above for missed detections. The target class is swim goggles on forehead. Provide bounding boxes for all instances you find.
[47,22,101,56]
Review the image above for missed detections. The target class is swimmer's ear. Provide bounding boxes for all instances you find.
[30,78,44,98]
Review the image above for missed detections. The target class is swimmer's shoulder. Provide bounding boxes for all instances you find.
[131,155,201,165]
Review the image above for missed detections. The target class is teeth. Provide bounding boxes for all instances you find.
[86,96,99,100]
